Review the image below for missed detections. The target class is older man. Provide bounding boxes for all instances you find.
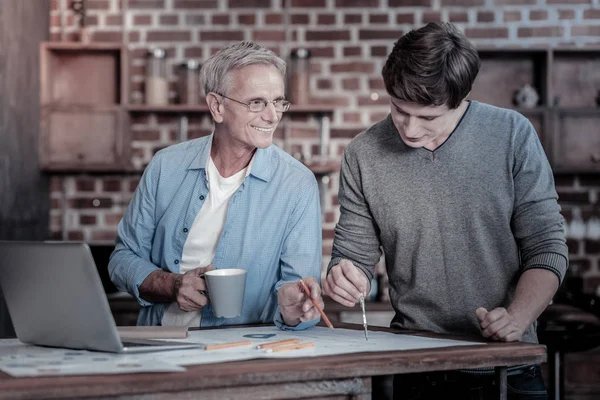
[109,41,323,330]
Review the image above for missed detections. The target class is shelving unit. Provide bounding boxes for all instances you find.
[39,42,130,171]
[471,47,600,172]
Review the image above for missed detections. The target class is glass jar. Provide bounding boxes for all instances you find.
[145,48,168,105]
[177,60,201,105]
[289,48,311,105]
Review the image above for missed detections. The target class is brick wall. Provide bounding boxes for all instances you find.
[49,0,600,293]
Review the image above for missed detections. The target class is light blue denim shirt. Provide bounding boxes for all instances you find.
[108,134,322,330]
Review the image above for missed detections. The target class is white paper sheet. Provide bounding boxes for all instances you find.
[0,326,484,376]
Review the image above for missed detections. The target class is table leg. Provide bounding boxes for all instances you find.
[495,366,508,400]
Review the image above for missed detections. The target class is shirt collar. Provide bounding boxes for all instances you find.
[187,132,271,182]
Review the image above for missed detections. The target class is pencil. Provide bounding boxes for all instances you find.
[256,339,302,349]
[265,342,315,353]
[205,340,252,351]
[298,279,334,330]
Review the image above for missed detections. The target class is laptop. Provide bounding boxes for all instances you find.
[0,241,201,353]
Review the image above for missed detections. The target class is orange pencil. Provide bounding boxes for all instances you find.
[298,279,334,330]
[265,342,315,353]
[256,339,301,349]
[205,340,252,351]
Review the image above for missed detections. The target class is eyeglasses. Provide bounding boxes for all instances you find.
[216,93,291,113]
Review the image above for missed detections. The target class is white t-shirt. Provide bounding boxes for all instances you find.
[161,155,252,327]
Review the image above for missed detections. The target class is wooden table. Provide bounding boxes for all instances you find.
[0,323,546,400]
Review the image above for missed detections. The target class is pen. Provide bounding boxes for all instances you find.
[298,279,334,330]
[264,342,315,353]
[359,294,368,341]
[256,339,301,349]
[205,340,253,350]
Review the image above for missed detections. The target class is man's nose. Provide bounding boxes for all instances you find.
[262,102,280,122]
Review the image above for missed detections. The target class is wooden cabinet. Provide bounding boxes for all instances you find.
[39,42,130,171]
[470,47,600,173]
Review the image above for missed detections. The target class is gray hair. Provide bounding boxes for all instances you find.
[200,41,287,96]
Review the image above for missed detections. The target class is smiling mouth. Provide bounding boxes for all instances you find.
[252,125,273,133]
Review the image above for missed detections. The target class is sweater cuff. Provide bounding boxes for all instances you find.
[523,252,568,284]
[327,257,374,283]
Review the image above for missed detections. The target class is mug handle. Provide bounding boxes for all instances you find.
[198,274,210,299]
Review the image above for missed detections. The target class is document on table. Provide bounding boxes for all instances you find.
[0,327,484,376]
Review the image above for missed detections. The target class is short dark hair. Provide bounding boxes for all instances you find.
[382,22,481,109]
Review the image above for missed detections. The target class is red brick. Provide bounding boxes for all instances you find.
[133,14,152,25]
[449,11,469,23]
[228,0,271,6]
[310,46,335,58]
[265,13,283,24]
[557,191,590,204]
[212,14,230,24]
[159,14,179,25]
[317,79,332,89]
[105,14,123,25]
[51,0,59,11]
[87,15,99,26]
[68,231,84,241]
[547,0,588,3]
[173,0,217,9]
[342,78,360,91]
[344,14,362,24]
[371,45,388,57]
[336,0,378,6]
[583,9,600,19]
[290,128,318,139]
[477,11,495,23]
[572,25,600,36]
[147,30,191,41]
[369,78,385,90]
[253,30,286,41]
[80,215,97,225]
[343,112,361,123]
[359,29,403,40]
[291,0,326,6]
[103,179,121,192]
[358,95,389,106]
[331,128,362,138]
[50,32,61,41]
[504,11,521,22]
[76,179,96,192]
[129,178,140,193]
[70,198,113,209]
[331,62,375,73]
[50,177,63,193]
[518,26,564,38]
[554,175,575,187]
[580,175,600,186]
[92,231,117,242]
[465,27,509,39]
[370,112,390,124]
[343,46,362,57]
[50,14,61,27]
[422,12,441,23]
[92,31,123,42]
[529,10,548,21]
[105,213,123,226]
[184,46,203,58]
[558,9,576,19]
[238,14,256,25]
[396,14,415,24]
[441,0,483,4]
[369,14,388,24]
[306,30,350,41]
[129,31,141,43]
[389,0,432,6]
[128,0,165,8]
[291,14,309,24]
[584,240,600,254]
[185,14,205,25]
[199,30,244,41]
[87,0,110,10]
[318,14,336,24]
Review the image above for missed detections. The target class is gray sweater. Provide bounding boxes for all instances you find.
[329,101,568,343]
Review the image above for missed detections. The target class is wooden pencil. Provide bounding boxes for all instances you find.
[265,342,315,353]
[256,339,302,349]
[298,279,334,330]
[205,340,252,351]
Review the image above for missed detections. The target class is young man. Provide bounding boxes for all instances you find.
[325,22,567,398]
[110,42,323,330]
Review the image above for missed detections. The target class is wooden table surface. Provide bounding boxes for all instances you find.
[0,323,547,400]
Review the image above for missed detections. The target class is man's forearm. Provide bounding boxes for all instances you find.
[138,270,180,303]
[508,268,560,329]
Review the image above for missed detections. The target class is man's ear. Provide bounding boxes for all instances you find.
[206,92,224,123]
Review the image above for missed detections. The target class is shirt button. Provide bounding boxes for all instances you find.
[174,259,179,264]
[183,228,188,233]
[199,195,205,200]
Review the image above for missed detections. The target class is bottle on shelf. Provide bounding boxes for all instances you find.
[145,48,169,105]
[288,48,311,105]
[177,60,201,105]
